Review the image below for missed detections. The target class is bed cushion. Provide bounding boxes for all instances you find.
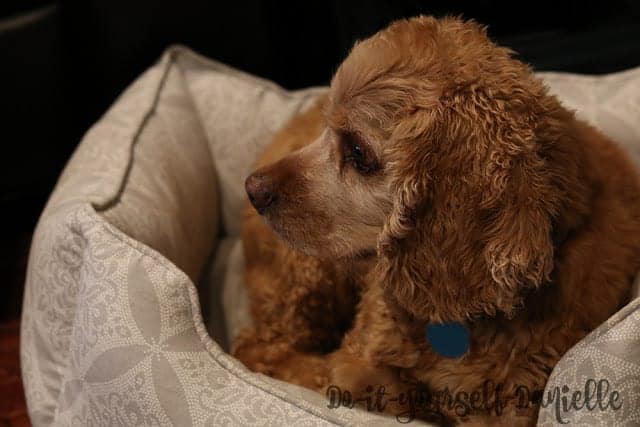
[21,47,393,427]
[21,46,640,426]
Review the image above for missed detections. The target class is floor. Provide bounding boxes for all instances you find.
[0,231,31,427]
[0,320,29,427]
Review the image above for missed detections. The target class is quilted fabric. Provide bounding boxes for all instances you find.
[21,46,640,426]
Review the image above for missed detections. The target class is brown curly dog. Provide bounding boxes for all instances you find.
[233,16,640,426]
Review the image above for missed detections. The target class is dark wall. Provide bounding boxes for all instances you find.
[1,0,640,318]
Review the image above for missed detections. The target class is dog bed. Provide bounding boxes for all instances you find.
[21,46,640,426]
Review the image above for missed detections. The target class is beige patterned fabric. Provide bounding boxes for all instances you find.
[21,46,640,426]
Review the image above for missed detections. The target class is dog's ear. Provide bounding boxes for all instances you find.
[478,140,558,295]
[376,81,564,322]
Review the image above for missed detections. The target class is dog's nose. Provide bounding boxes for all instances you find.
[245,173,276,214]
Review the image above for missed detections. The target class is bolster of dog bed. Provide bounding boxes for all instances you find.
[21,46,640,426]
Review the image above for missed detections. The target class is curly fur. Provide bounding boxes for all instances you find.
[233,16,640,426]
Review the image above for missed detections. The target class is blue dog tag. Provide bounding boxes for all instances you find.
[426,322,469,358]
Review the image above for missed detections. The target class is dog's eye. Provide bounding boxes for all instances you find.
[341,132,378,175]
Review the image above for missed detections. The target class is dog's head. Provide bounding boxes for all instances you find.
[246,16,579,322]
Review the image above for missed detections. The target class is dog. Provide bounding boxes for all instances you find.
[233,16,640,426]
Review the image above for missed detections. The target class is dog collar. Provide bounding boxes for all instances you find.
[426,322,470,358]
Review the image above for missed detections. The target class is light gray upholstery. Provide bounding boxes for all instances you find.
[21,46,640,426]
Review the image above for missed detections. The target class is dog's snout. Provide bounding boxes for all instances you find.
[245,173,276,214]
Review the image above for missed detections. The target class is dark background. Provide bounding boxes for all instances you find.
[2,0,640,320]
